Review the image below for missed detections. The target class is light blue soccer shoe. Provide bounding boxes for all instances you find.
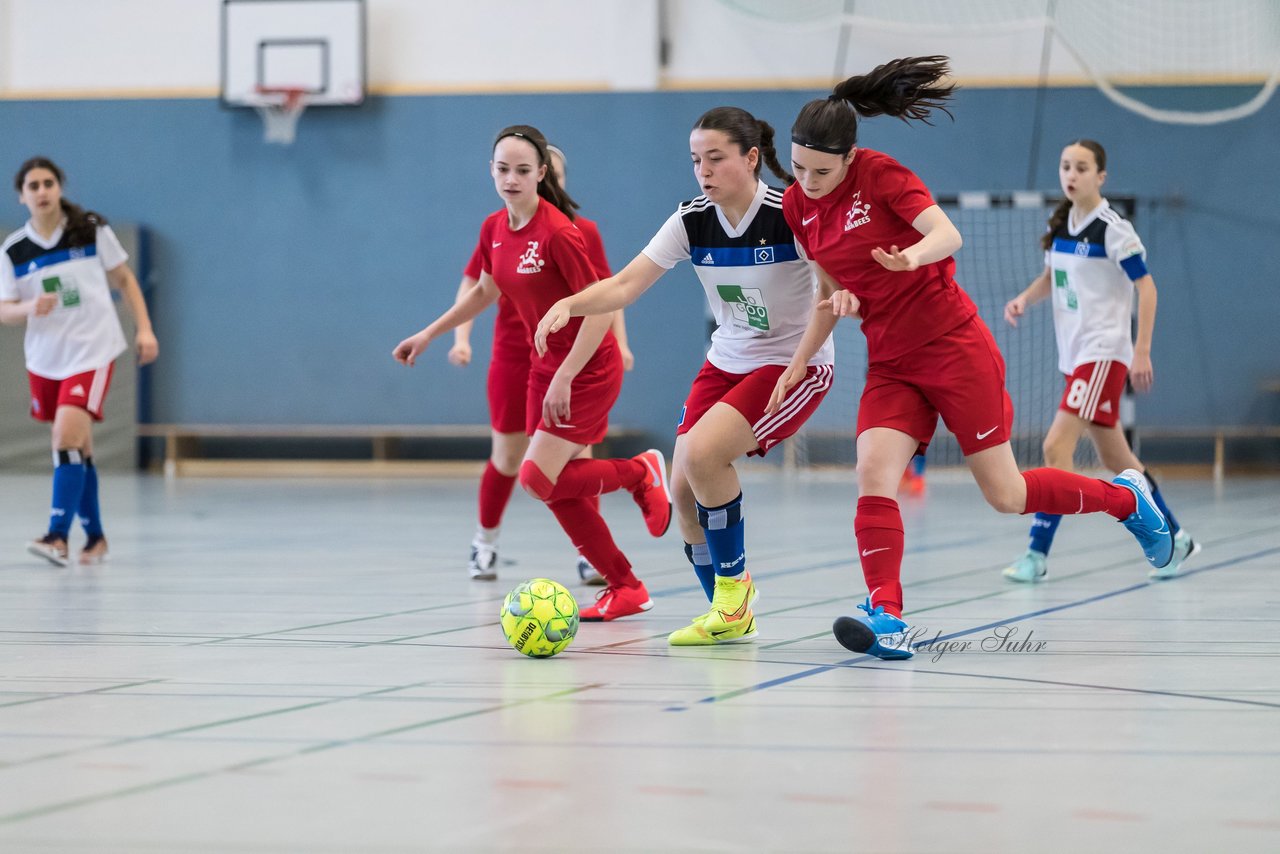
[1003,549,1048,583]
[1150,529,1202,580]
[833,598,913,660]
[1112,469,1174,570]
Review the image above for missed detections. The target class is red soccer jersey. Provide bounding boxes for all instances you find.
[477,198,616,374]
[783,148,976,363]
[464,242,527,360]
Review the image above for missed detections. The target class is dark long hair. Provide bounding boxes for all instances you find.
[693,107,794,186]
[791,56,956,155]
[1043,139,1108,250]
[12,156,107,246]
[492,125,579,221]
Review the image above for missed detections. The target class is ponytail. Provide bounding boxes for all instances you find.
[792,55,956,154]
[1042,199,1072,251]
[13,156,107,247]
[493,125,579,221]
[692,107,794,186]
[1042,139,1107,250]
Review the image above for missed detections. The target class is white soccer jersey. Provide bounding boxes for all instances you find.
[1046,198,1148,373]
[0,221,129,379]
[642,180,834,374]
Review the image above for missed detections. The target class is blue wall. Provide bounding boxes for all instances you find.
[1,87,1275,439]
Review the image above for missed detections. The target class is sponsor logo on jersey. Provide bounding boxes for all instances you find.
[845,191,871,231]
[701,252,715,265]
[716,285,770,331]
[1075,238,1092,257]
[753,247,775,264]
[516,241,545,274]
[68,384,85,398]
[1099,400,1113,413]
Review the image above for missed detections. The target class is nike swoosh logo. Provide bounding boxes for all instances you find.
[861,547,891,556]
[641,457,660,488]
[715,587,751,624]
[802,213,819,226]
[492,241,502,247]
[976,427,998,440]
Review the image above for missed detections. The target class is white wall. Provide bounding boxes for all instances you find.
[0,0,1274,96]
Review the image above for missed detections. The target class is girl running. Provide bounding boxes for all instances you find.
[769,57,1173,660]
[446,142,632,585]
[1,156,159,566]
[1003,139,1197,582]
[393,125,670,621]
[536,106,834,646]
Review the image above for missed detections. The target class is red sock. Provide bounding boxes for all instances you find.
[478,462,517,529]
[546,458,646,501]
[855,496,904,617]
[545,497,638,587]
[1021,469,1135,520]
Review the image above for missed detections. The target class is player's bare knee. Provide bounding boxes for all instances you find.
[517,460,554,501]
[491,449,523,476]
[983,481,1025,514]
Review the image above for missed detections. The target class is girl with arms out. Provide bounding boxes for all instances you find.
[1002,139,1197,582]
[771,57,1173,660]
[537,107,833,645]
[394,125,670,621]
[446,141,632,584]
[1,157,159,565]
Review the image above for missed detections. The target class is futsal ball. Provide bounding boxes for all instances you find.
[499,578,579,658]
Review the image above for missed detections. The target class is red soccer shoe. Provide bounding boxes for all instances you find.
[630,448,672,537]
[579,582,654,622]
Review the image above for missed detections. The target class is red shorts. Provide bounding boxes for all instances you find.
[28,364,115,423]
[526,352,623,445]
[1059,360,1127,427]
[677,361,832,457]
[858,316,1013,456]
[487,348,531,434]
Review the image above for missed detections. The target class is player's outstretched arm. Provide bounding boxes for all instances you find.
[535,254,665,356]
[871,205,962,272]
[1005,266,1052,327]
[449,275,480,366]
[394,273,500,367]
[767,269,842,414]
[0,294,58,324]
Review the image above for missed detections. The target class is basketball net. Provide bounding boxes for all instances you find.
[254,87,307,145]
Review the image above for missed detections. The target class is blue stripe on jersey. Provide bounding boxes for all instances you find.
[690,244,799,267]
[1119,253,1149,281]
[1051,237,1106,258]
[16,244,98,277]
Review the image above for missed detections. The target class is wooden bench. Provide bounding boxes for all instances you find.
[1132,425,1280,484]
[135,423,645,477]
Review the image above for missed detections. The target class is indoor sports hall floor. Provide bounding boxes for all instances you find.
[1,467,1277,853]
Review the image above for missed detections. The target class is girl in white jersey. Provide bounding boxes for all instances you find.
[0,157,159,566]
[1003,139,1197,582]
[536,107,835,645]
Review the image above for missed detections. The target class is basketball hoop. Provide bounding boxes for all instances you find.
[254,86,308,145]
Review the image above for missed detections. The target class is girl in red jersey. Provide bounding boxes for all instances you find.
[1,157,159,566]
[394,125,670,621]
[446,142,633,585]
[769,57,1173,660]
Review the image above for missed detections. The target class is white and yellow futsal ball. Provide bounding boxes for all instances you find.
[499,578,579,658]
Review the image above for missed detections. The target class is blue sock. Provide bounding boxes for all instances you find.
[1028,512,1061,556]
[684,542,715,600]
[78,456,103,538]
[49,449,86,539]
[696,493,745,579]
[911,454,926,476]
[1144,472,1181,535]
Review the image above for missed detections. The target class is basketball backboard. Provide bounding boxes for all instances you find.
[220,0,365,108]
